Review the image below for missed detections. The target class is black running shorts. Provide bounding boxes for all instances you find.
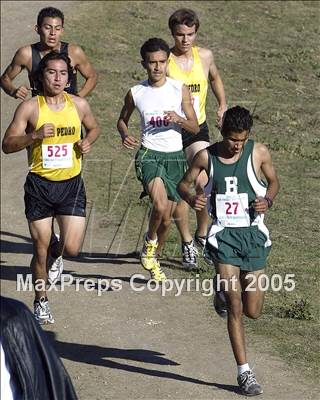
[24,173,86,221]
[182,121,210,149]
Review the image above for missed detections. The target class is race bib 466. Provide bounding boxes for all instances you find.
[144,110,173,131]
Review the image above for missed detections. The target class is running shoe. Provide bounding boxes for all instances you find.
[50,231,60,249]
[237,370,263,396]
[182,240,198,269]
[150,261,167,282]
[140,236,158,271]
[34,296,55,325]
[213,274,228,318]
[194,232,206,251]
[48,256,64,285]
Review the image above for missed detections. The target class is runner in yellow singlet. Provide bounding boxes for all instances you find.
[2,52,100,325]
[166,8,227,268]
[0,6,98,285]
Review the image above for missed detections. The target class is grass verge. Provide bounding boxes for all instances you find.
[64,0,319,384]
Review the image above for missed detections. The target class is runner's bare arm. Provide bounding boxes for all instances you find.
[206,49,227,128]
[253,143,280,213]
[70,44,97,98]
[165,85,199,134]
[178,149,209,210]
[0,46,32,99]
[117,90,139,149]
[74,97,100,154]
[2,100,54,153]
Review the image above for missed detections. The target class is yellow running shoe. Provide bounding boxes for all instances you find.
[150,261,167,282]
[140,237,158,271]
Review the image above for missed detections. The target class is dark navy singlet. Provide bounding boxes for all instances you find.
[28,41,77,96]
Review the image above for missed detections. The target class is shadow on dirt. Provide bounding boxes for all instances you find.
[45,331,240,394]
[1,230,141,264]
[0,264,150,287]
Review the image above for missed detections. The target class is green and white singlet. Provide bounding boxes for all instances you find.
[205,139,271,270]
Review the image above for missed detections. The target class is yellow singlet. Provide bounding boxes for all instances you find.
[167,47,208,125]
[29,92,82,181]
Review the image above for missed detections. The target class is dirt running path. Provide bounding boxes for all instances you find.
[0,2,317,399]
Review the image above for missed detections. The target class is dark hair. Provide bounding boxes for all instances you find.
[37,7,64,27]
[140,38,170,61]
[220,106,253,136]
[168,8,200,35]
[34,51,73,93]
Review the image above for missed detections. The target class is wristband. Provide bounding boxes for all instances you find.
[264,196,273,208]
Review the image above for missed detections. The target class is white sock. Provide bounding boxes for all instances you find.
[146,234,157,244]
[237,363,250,376]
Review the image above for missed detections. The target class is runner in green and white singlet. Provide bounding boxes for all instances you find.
[178,106,280,397]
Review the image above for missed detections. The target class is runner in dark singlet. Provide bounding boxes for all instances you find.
[0,7,97,100]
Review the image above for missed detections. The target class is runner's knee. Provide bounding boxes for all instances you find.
[161,217,172,229]
[152,202,168,217]
[33,242,49,261]
[63,242,81,257]
[243,304,263,320]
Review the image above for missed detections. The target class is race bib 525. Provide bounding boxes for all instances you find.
[42,143,73,169]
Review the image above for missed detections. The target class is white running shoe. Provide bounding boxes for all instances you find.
[182,240,198,269]
[237,370,263,396]
[34,296,55,325]
[194,233,206,251]
[48,256,64,284]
